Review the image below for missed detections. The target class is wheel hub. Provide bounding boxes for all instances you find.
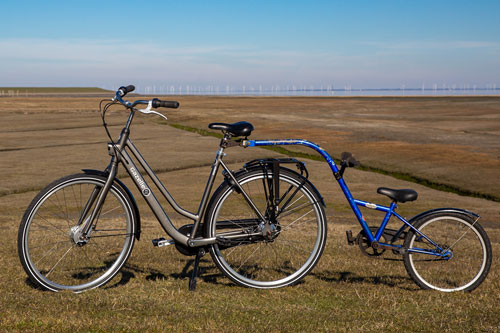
[439,246,453,260]
[260,222,280,241]
[69,225,88,246]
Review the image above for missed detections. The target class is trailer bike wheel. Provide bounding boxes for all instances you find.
[403,212,491,292]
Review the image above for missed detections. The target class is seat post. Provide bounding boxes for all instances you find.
[219,132,232,148]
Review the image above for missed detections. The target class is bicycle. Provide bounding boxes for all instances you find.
[245,138,492,293]
[18,85,491,293]
[18,85,327,292]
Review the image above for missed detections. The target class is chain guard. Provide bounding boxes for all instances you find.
[175,224,201,256]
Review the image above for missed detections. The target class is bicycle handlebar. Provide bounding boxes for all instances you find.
[118,85,136,97]
[113,85,180,110]
[152,99,179,109]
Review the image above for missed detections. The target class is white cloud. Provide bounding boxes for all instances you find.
[360,40,500,50]
[0,38,352,86]
[0,38,498,88]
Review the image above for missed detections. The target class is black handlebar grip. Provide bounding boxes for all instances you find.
[118,85,135,96]
[160,100,180,108]
[152,98,179,108]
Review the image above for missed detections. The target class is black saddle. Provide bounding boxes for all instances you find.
[208,121,254,137]
[377,187,418,203]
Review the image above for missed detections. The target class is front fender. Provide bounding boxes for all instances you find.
[82,169,141,240]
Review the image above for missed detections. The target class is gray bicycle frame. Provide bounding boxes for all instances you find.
[79,108,266,248]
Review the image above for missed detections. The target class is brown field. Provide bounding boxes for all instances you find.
[0,95,499,331]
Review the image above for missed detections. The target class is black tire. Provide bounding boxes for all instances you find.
[205,166,327,288]
[18,174,136,292]
[403,212,491,292]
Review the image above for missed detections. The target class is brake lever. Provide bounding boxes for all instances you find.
[136,100,168,121]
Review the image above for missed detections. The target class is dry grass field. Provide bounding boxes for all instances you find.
[0,95,499,331]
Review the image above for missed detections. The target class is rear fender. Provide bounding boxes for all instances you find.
[389,208,480,244]
[408,207,480,224]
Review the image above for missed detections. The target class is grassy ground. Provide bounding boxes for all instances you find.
[0,96,499,331]
[164,95,500,200]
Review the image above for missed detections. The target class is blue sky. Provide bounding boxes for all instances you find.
[0,0,499,90]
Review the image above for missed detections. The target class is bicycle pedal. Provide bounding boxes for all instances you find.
[346,230,355,245]
[152,238,175,247]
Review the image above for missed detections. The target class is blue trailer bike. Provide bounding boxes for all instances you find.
[18,85,491,292]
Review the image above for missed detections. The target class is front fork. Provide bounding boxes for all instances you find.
[74,122,133,243]
[70,157,119,244]
[69,186,100,244]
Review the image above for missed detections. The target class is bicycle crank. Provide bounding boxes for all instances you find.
[356,230,387,257]
[175,224,203,256]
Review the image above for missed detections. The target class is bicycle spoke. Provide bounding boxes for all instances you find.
[280,209,314,232]
[71,184,81,219]
[34,240,68,266]
[442,225,473,253]
[271,239,313,257]
[62,188,72,225]
[277,198,313,219]
[45,245,75,278]
[34,212,69,235]
[29,239,68,251]
[99,205,124,217]
[46,195,74,228]
[236,243,262,271]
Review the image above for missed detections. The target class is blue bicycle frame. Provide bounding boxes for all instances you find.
[245,139,450,258]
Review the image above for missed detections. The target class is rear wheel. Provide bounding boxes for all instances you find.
[205,167,327,288]
[403,212,491,292]
[18,174,136,292]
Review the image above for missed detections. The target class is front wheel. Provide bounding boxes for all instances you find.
[403,212,492,292]
[18,174,136,292]
[205,167,327,288]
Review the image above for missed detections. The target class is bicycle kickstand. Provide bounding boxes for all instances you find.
[189,248,205,291]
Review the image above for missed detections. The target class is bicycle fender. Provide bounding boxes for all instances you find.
[408,207,480,224]
[388,207,480,244]
[82,169,141,240]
